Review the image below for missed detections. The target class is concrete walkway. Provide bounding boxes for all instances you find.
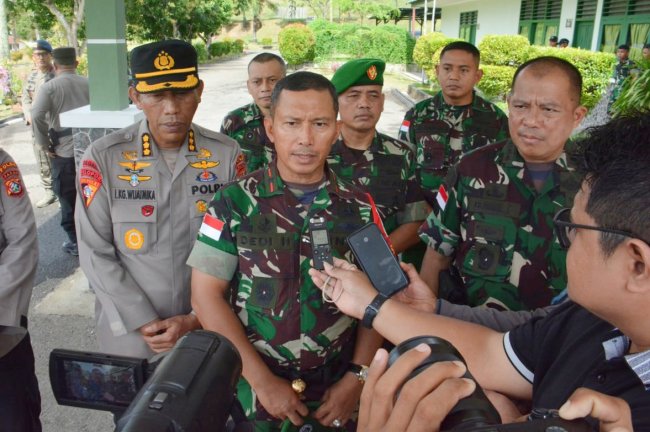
[2,50,413,431]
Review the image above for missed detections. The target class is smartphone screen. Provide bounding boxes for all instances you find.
[346,223,408,297]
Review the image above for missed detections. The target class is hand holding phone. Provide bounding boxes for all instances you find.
[346,223,408,297]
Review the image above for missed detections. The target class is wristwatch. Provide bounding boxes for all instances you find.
[361,294,389,328]
[347,362,369,383]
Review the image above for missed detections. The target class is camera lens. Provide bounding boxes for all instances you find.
[388,336,501,431]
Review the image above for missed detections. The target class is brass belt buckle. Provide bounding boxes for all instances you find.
[291,378,306,395]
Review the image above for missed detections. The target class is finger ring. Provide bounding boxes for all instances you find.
[332,419,342,428]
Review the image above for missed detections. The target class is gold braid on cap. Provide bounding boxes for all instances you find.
[135,75,199,93]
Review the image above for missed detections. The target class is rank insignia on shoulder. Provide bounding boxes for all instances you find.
[124,228,144,250]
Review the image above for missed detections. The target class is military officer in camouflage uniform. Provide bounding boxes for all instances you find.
[21,39,56,208]
[221,52,286,173]
[32,47,89,256]
[419,57,588,311]
[329,58,429,263]
[76,40,244,358]
[607,44,639,113]
[189,72,384,430]
[398,41,509,206]
[0,150,41,431]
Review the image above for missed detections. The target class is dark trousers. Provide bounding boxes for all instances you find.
[51,156,77,243]
[0,333,42,432]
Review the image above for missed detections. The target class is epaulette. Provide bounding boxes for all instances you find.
[195,124,240,150]
[90,129,134,151]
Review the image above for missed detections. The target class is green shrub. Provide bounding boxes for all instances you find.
[77,56,88,77]
[309,21,414,63]
[208,42,226,58]
[232,39,245,54]
[260,37,273,47]
[610,68,650,117]
[194,42,209,62]
[278,23,316,66]
[9,50,22,62]
[477,64,515,101]
[478,35,531,66]
[527,46,615,108]
[413,32,461,80]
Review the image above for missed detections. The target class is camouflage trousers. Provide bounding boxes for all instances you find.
[31,137,53,192]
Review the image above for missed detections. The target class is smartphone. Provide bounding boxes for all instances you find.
[346,223,408,297]
[310,216,333,270]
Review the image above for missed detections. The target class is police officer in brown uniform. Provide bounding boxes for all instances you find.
[21,40,56,208]
[0,150,41,431]
[76,40,245,358]
[31,47,89,256]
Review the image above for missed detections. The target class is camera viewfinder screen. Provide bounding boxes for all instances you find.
[61,359,138,407]
[312,229,329,245]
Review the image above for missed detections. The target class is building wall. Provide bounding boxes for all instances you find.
[439,0,522,44]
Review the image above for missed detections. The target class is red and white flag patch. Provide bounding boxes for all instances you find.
[200,213,225,241]
[436,184,448,211]
[399,120,410,134]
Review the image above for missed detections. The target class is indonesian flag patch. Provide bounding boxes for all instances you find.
[436,184,448,211]
[399,120,410,134]
[199,213,225,242]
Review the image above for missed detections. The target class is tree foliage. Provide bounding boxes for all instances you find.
[11,0,84,52]
[125,0,234,44]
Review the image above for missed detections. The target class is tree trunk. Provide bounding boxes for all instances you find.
[0,0,9,60]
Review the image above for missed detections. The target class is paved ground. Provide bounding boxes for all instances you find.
[0,51,413,431]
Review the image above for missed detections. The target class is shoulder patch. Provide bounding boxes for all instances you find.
[79,158,103,207]
[0,160,24,198]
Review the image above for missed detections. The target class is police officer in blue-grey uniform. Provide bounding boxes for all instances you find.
[75,40,245,359]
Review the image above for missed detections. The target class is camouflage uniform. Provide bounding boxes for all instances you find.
[398,91,509,206]
[21,68,55,194]
[221,102,274,173]
[608,59,639,112]
[419,140,580,311]
[327,132,428,235]
[187,161,382,429]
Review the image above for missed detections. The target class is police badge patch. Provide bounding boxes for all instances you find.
[0,161,24,198]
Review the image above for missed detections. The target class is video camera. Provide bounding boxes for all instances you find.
[50,330,242,432]
[390,336,595,432]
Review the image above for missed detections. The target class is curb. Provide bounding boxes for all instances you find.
[0,113,24,127]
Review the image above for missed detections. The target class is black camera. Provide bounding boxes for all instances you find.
[50,330,242,432]
[389,336,594,432]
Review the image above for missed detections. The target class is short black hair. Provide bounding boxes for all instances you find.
[617,44,630,51]
[643,43,650,50]
[549,35,558,42]
[572,113,650,255]
[270,71,338,117]
[248,52,286,74]
[559,38,569,45]
[511,56,582,104]
[440,41,480,65]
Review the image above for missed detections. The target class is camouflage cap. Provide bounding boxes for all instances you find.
[52,47,76,65]
[331,58,385,95]
[34,40,52,53]
[130,39,200,94]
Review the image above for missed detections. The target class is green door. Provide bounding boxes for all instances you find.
[574,21,594,49]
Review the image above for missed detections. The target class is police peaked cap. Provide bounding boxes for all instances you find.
[52,47,76,66]
[331,58,385,95]
[130,39,200,93]
[34,39,52,53]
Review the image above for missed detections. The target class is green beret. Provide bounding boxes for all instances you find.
[52,47,76,66]
[130,39,199,94]
[331,58,385,95]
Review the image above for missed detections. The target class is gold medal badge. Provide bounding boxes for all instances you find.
[367,65,378,81]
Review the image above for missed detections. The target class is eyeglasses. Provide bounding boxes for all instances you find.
[553,207,642,249]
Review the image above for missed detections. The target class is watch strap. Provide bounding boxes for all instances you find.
[361,294,389,328]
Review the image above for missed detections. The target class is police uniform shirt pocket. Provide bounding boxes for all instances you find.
[110,203,157,255]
